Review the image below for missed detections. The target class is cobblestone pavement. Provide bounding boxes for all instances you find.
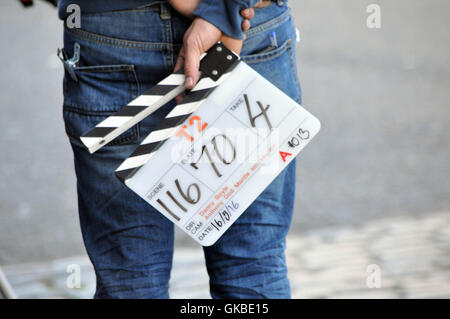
[3,212,448,299]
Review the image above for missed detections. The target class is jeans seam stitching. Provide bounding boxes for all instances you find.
[127,66,141,141]
[74,65,135,73]
[287,37,302,102]
[65,127,137,146]
[64,105,127,115]
[244,8,291,39]
[164,15,174,71]
[80,4,161,16]
[65,27,180,51]
[243,39,291,63]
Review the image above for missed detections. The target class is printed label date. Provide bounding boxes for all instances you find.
[197,225,214,241]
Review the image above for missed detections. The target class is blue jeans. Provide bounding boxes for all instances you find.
[62,1,301,299]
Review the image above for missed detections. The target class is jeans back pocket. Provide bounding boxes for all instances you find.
[242,39,302,104]
[242,8,302,104]
[63,64,140,147]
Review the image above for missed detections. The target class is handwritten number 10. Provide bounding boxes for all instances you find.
[190,134,236,178]
[157,134,235,220]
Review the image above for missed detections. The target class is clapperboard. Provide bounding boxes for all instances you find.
[80,43,321,246]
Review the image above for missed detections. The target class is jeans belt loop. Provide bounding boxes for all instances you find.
[160,1,171,20]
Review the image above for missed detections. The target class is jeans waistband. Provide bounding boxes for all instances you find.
[59,0,288,19]
[62,0,289,53]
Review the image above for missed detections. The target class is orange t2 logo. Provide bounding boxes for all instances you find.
[176,115,208,142]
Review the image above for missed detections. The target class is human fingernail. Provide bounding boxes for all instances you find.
[185,77,194,89]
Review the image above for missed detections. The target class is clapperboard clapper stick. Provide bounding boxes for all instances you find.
[80,42,321,246]
[80,42,239,154]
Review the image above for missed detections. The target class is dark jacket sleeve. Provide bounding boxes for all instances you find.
[194,0,261,39]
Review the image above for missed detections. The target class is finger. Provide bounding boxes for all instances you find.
[183,39,201,90]
[173,48,185,73]
[240,9,249,19]
[241,19,251,32]
[240,8,254,20]
[254,0,264,8]
[175,92,185,104]
[173,48,186,103]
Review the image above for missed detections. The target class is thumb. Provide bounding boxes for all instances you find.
[183,39,201,90]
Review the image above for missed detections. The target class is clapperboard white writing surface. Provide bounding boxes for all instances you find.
[80,43,320,246]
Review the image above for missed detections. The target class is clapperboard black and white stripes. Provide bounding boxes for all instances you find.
[80,69,187,154]
[80,42,321,246]
[114,72,233,183]
[81,43,239,182]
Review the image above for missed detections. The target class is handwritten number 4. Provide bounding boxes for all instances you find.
[243,94,272,130]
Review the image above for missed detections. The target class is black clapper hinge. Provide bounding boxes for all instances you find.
[199,42,240,81]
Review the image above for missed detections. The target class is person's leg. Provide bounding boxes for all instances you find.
[62,4,190,298]
[203,3,302,299]
[204,163,296,298]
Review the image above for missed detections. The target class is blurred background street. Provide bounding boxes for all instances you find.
[0,0,449,298]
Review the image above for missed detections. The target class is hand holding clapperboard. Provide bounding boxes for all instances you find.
[80,43,321,246]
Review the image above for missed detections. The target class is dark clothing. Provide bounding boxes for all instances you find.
[58,0,283,39]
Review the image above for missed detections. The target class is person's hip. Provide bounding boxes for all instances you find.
[60,1,300,148]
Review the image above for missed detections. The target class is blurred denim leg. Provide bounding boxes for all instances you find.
[204,162,296,298]
[204,4,302,299]
[61,4,191,298]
